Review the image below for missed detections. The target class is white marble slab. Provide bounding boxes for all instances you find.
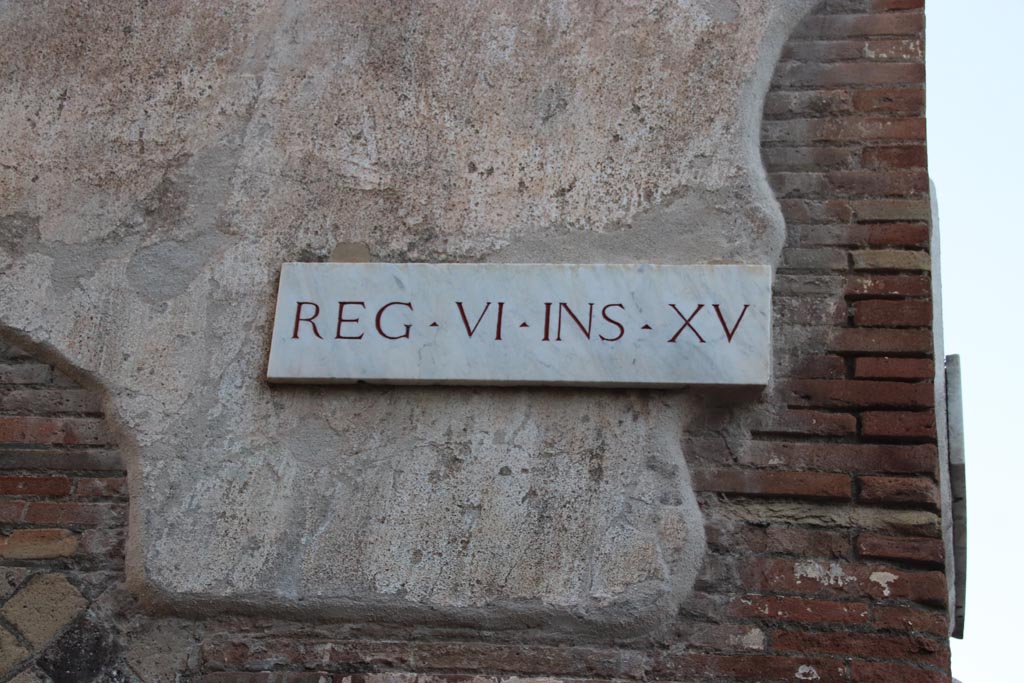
[267,263,771,386]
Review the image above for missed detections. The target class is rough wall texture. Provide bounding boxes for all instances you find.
[0,0,951,681]
[0,0,817,632]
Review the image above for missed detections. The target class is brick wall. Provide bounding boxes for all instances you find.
[0,0,950,681]
[0,339,126,680]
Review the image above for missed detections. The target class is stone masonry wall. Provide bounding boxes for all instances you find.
[0,0,950,681]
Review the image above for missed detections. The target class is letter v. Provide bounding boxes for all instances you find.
[456,302,491,337]
[712,304,750,343]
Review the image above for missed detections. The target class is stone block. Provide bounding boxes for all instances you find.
[0,568,29,601]
[0,529,79,560]
[38,617,118,683]
[0,626,28,676]
[268,263,772,386]
[8,668,49,683]
[852,249,932,272]
[2,574,87,648]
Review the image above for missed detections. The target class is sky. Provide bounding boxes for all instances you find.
[926,1,1024,679]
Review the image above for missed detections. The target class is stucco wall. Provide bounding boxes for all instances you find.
[0,0,950,681]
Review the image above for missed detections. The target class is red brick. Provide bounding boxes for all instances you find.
[774,296,846,327]
[0,388,103,415]
[653,653,847,682]
[60,417,113,446]
[763,145,859,170]
[202,675,340,683]
[858,532,944,565]
[202,639,646,679]
[876,0,925,9]
[740,441,937,475]
[780,199,855,224]
[794,225,871,247]
[22,501,122,527]
[770,173,831,200]
[770,172,929,198]
[793,223,926,249]
[788,354,848,379]
[781,40,863,62]
[0,448,123,472]
[0,416,111,446]
[0,500,26,523]
[861,411,935,439]
[0,528,78,559]
[852,198,931,222]
[781,247,848,270]
[750,410,857,437]
[764,90,855,119]
[781,38,922,63]
[861,37,924,61]
[853,248,931,272]
[855,299,931,327]
[872,605,949,636]
[680,436,734,465]
[853,88,926,116]
[75,477,127,498]
[79,528,124,560]
[774,62,924,88]
[0,341,32,361]
[708,525,851,559]
[793,13,924,39]
[771,629,947,664]
[866,223,930,247]
[780,379,933,409]
[763,117,926,144]
[863,145,928,169]
[775,274,846,296]
[829,328,932,354]
[855,357,934,379]
[0,362,51,385]
[827,170,929,197]
[0,475,72,497]
[858,475,939,508]
[731,595,870,624]
[850,661,949,683]
[694,469,851,500]
[695,554,739,592]
[0,416,63,444]
[844,274,930,298]
[362,641,647,678]
[821,0,925,13]
[50,369,83,387]
[673,622,768,652]
[742,558,947,605]
[871,0,925,9]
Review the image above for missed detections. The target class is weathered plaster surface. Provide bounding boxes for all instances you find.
[0,0,815,635]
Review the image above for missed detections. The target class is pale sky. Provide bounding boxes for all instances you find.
[927,1,1024,679]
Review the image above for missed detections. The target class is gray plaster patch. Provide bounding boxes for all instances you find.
[0,0,818,637]
[126,235,226,305]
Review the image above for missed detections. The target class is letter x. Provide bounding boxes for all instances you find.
[668,304,705,343]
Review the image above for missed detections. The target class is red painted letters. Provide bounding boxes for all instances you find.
[336,302,366,340]
[456,302,505,340]
[600,304,626,342]
[375,302,414,340]
[668,304,706,344]
[713,304,750,343]
[292,302,323,339]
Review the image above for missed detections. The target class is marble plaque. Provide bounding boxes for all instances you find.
[267,263,771,386]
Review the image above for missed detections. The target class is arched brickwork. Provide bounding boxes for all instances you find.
[0,337,127,678]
